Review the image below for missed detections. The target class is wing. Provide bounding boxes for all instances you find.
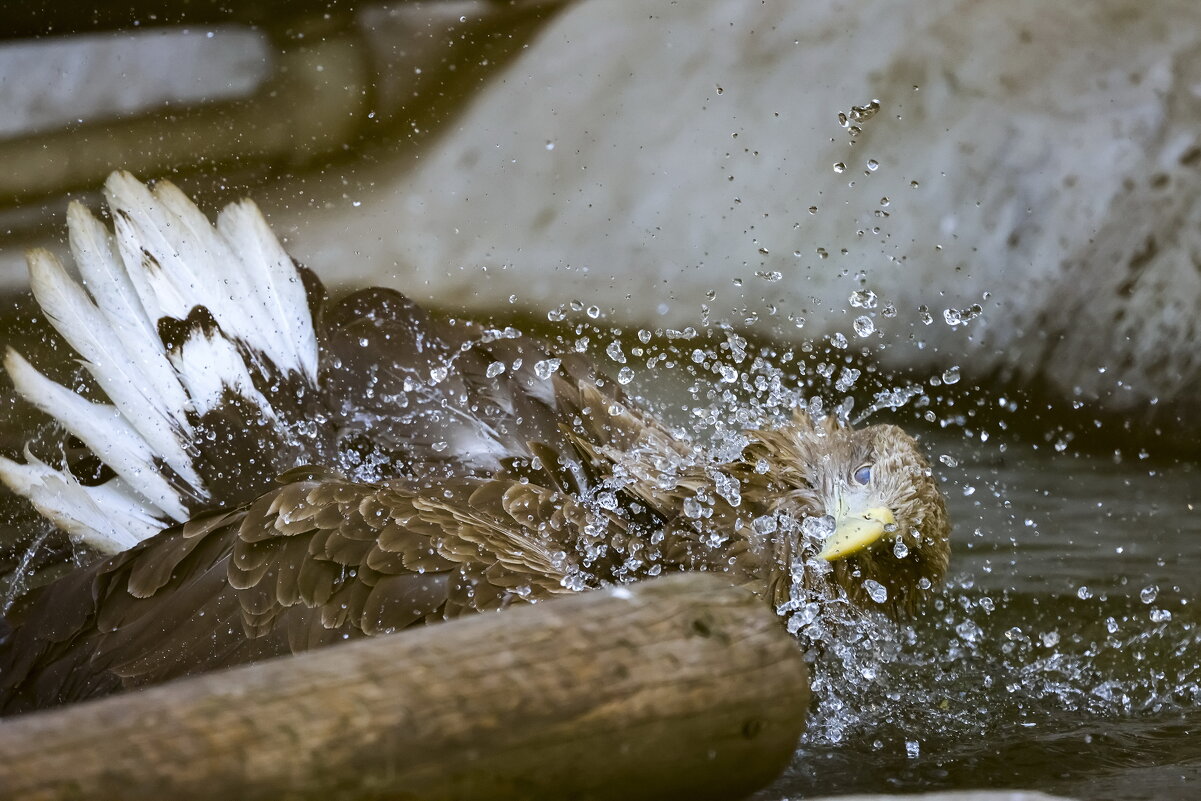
[0,468,594,715]
[0,172,327,553]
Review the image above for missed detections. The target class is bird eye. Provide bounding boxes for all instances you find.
[853,465,872,485]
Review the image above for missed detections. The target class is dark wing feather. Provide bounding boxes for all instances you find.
[0,468,592,714]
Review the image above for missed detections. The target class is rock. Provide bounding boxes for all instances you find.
[274,0,1200,433]
[4,0,1199,435]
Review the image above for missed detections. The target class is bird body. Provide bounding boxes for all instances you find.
[0,174,950,714]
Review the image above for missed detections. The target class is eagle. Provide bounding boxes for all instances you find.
[0,173,950,714]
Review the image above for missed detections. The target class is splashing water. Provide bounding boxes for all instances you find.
[1,282,1196,801]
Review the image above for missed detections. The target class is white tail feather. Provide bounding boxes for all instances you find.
[26,249,203,492]
[66,202,195,418]
[3,172,320,554]
[4,350,190,522]
[0,455,159,552]
[216,200,318,382]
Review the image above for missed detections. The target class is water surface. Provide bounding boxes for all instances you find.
[763,430,1200,800]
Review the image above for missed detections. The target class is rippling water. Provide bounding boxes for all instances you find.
[764,431,1201,801]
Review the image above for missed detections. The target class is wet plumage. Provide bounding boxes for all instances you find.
[0,174,950,714]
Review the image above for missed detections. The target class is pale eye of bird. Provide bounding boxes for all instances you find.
[853,465,872,485]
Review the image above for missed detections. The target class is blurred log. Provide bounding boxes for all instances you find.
[0,572,809,801]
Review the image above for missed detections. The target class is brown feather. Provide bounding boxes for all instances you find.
[0,284,951,715]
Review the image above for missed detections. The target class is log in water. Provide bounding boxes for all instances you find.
[0,572,809,801]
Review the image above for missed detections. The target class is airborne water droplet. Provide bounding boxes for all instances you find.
[853,316,875,337]
[752,515,778,535]
[485,362,505,378]
[863,579,888,604]
[534,358,561,379]
[849,289,878,309]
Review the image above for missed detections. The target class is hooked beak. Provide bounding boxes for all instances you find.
[818,506,897,560]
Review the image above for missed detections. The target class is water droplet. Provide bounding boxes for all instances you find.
[533,358,561,379]
[863,579,888,604]
[955,620,983,643]
[1140,585,1159,604]
[834,367,861,393]
[849,289,878,309]
[586,305,601,319]
[893,539,909,559]
[1077,586,1092,600]
[617,366,635,384]
[943,304,983,326]
[853,316,875,337]
[866,159,880,171]
[743,515,775,538]
[606,341,627,363]
[713,473,741,507]
[485,362,505,378]
[918,305,933,325]
[830,332,848,349]
[595,491,618,510]
[939,454,958,467]
[429,366,449,384]
[942,366,961,385]
[802,514,835,542]
[833,162,847,174]
[1150,608,1172,623]
[683,497,704,519]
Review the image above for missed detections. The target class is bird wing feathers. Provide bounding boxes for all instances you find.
[0,468,594,714]
[1,173,324,551]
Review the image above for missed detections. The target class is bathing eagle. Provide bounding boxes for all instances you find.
[0,173,950,714]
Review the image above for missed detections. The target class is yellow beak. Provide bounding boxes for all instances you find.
[818,506,897,560]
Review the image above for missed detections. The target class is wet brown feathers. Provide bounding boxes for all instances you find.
[0,187,950,716]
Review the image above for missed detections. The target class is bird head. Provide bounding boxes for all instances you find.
[735,411,951,619]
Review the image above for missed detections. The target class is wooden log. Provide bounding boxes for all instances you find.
[0,573,809,801]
